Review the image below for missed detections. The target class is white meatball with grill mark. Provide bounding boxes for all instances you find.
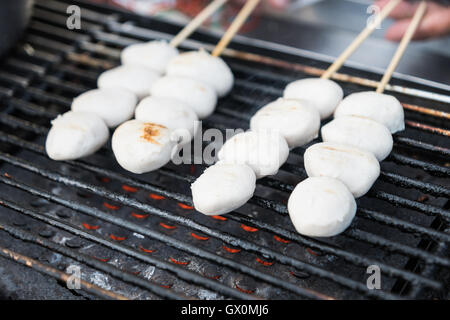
[135,96,199,143]
[218,130,289,179]
[304,142,380,198]
[112,120,175,174]
[71,88,137,128]
[121,40,179,74]
[166,50,234,97]
[284,78,343,119]
[250,98,321,149]
[334,91,405,133]
[46,111,109,161]
[191,162,256,216]
[150,76,217,119]
[321,116,393,161]
[98,65,161,99]
[288,177,357,237]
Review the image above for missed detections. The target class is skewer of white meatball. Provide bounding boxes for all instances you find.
[289,91,405,237]
[192,96,321,216]
[46,1,231,165]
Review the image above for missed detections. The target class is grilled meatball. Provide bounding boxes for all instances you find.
[121,40,179,74]
[98,65,161,99]
[150,76,217,119]
[321,116,393,161]
[304,142,380,198]
[250,98,321,148]
[218,130,289,179]
[166,50,234,97]
[284,78,343,119]
[334,91,405,133]
[288,177,357,237]
[191,162,256,216]
[112,120,175,174]
[71,88,137,128]
[135,96,199,143]
[46,111,109,161]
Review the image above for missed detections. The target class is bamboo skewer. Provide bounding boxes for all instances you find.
[321,0,402,80]
[212,0,262,57]
[376,1,427,93]
[169,0,228,48]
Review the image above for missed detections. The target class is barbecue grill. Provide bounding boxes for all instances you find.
[0,0,448,300]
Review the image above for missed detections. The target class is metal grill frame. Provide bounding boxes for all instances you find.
[0,0,448,300]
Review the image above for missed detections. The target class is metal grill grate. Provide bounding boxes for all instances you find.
[0,0,448,300]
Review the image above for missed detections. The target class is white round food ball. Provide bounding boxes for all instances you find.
[191,162,256,216]
[249,98,321,149]
[218,130,289,179]
[71,88,137,128]
[166,50,234,97]
[284,78,343,119]
[334,91,405,133]
[112,120,175,174]
[121,40,179,74]
[150,76,217,119]
[46,111,109,161]
[288,177,357,237]
[135,96,198,143]
[321,116,393,161]
[304,142,380,198]
[98,65,161,99]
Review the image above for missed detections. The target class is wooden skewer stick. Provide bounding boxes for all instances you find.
[212,0,261,57]
[321,0,402,80]
[376,1,427,93]
[170,0,228,48]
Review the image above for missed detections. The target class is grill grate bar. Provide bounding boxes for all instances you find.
[0,198,257,300]
[0,244,128,300]
[0,152,443,294]
[394,137,450,157]
[388,153,450,177]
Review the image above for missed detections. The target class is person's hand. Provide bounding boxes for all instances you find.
[232,0,290,11]
[375,0,450,41]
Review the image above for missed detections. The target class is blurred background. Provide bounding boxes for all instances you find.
[87,0,449,86]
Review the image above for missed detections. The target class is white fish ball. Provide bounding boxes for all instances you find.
[46,111,109,161]
[98,65,161,99]
[112,120,175,174]
[284,78,343,119]
[166,50,234,97]
[304,142,380,198]
[321,116,393,161]
[135,96,198,143]
[191,162,256,216]
[334,91,405,133]
[218,130,289,179]
[250,98,321,148]
[121,40,179,74]
[71,88,137,128]
[150,76,217,119]
[288,177,357,237]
